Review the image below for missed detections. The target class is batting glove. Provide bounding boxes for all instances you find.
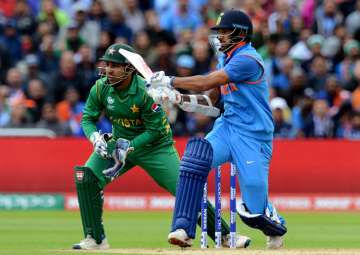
[147,87,181,105]
[146,71,174,89]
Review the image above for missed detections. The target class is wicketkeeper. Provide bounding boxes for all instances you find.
[72,43,250,250]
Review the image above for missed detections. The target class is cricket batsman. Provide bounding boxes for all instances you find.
[147,10,287,249]
[72,43,250,249]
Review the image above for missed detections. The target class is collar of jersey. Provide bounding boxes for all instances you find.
[109,75,138,95]
[226,42,250,59]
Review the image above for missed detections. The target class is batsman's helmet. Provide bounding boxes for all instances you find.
[98,43,136,86]
[209,10,253,53]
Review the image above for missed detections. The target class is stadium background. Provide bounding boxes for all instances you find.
[0,0,359,217]
[1,1,360,254]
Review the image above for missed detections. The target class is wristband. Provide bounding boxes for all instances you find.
[169,76,176,88]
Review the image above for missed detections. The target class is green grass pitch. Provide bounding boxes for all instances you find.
[0,211,359,255]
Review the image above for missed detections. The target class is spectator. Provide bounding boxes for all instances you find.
[300,34,324,73]
[37,34,59,74]
[37,0,70,33]
[148,38,177,76]
[25,78,47,123]
[268,0,293,35]
[133,30,152,62]
[270,97,293,138]
[0,19,22,65]
[272,56,295,97]
[4,100,33,128]
[313,0,343,37]
[345,0,360,36]
[284,67,307,108]
[159,0,202,37]
[303,98,334,138]
[61,21,85,52]
[36,102,72,136]
[76,44,97,88]
[13,0,37,35]
[192,41,212,75]
[95,30,114,60]
[123,0,146,34]
[143,9,176,47]
[308,55,331,93]
[333,102,353,138]
[72,3,100,50]
[335,40,359,88]
[51,51,86,102]
[23,54,49,85]
[56,86,85,136]
[203,0,223,27]
[88,0,108,29]
[0,85,10,127]
[0,43,11,83]
[5,68,25,104]
[104,9,132,44]
[344,111,360,139]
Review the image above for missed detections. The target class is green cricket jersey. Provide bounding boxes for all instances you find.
[81,74,173,150]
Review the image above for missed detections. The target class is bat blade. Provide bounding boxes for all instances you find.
[119,48,153,81]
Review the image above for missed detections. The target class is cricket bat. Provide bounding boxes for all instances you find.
[118,48,220,117]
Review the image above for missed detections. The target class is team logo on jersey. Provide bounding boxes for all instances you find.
[151,103,160,112]
[76,170,84,181]
[107,96,114,104]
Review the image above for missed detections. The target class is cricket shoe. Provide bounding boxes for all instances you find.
[72,234,110,250]
[266,235,284,249]
[222,233,251,248]
[168,229,193,248]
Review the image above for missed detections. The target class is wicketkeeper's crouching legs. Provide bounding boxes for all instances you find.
[73,166,109,249]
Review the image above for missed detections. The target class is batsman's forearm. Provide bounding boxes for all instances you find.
[173,75,213,92]
[172,70,228,92]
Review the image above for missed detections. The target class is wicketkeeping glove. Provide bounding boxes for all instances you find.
[102,138,134,179]
[90,131,112,159]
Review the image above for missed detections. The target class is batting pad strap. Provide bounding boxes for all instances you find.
[237,203,287,236]
[171,137,213,238]
[74,166,105,244]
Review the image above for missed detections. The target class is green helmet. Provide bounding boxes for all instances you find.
[98,43,136,86]
[99,43,135,64]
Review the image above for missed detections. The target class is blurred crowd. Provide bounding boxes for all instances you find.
[0,0,359,139]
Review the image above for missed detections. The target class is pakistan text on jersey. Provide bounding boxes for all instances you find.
[109,117,143,127]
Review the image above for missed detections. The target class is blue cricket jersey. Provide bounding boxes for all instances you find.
[216,43,274,141]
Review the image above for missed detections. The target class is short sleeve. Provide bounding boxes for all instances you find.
[224,55,263,84]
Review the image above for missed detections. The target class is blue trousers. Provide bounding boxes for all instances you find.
[206,120,272,214]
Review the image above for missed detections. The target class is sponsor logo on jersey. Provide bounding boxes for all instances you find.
[151,103,160,112]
